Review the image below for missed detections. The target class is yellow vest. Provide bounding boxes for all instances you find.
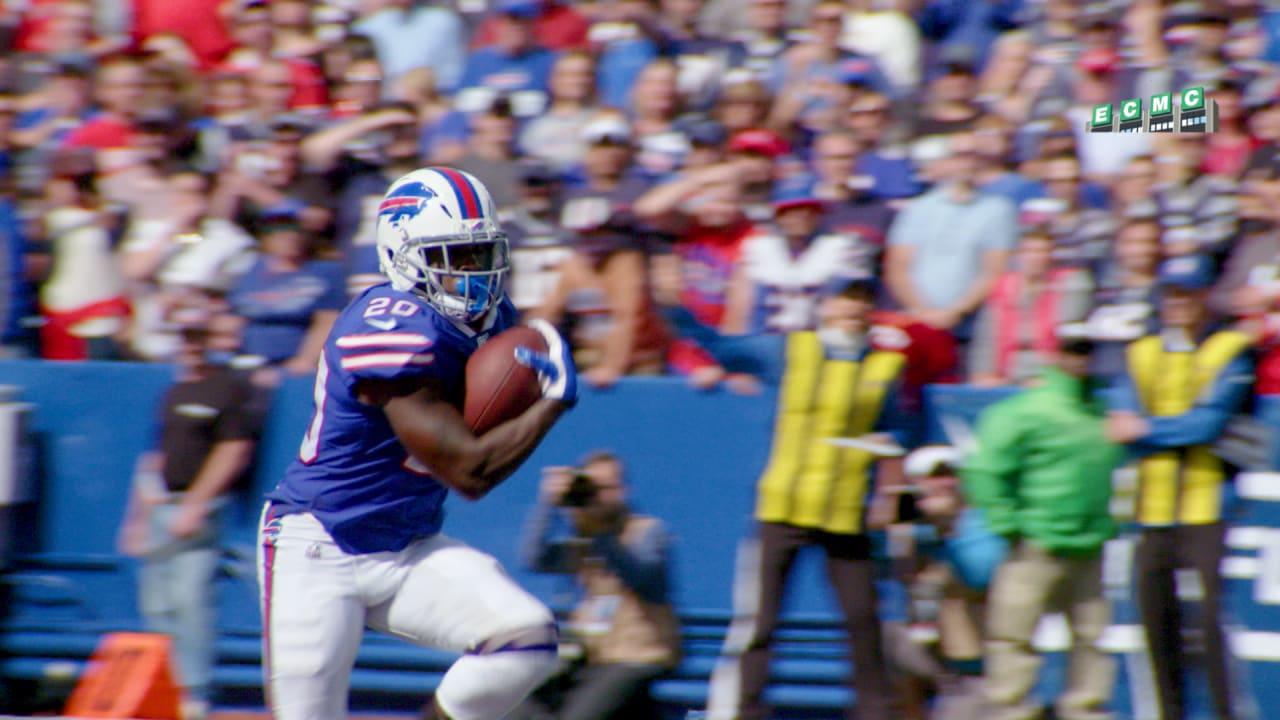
[1126,330,1252,526]
[755,332,906,534]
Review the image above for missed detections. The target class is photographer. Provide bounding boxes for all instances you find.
[512,451,680,720]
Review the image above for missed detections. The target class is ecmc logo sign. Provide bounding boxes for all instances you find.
[1088,86,1218,133]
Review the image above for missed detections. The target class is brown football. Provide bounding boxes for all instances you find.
[463,326,546,434]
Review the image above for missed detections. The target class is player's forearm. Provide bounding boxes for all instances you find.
[392,395,568,500]
[466,399,568,498]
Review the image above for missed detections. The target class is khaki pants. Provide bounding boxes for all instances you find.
[984,541,1114,720]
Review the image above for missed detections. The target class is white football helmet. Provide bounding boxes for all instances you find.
[375,167,510,322]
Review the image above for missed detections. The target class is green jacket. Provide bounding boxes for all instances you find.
[961,366,1122,556]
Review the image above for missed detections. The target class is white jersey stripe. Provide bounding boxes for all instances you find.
[335,333,432,348]
[339,352,435,370]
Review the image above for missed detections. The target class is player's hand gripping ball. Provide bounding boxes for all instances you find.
[463,320,579,433]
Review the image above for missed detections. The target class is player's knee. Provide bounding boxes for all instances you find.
[472,617,559,656]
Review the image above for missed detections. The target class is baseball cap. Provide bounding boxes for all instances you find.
[1157,253,1217,291]
[1077,48,1120,75]
[1057,322,1096,356]
[497,0,543,19]
[259,199,306,228]
[904,445,963,477]
[824,273,878,298]
[771,173,822,211]
[270,112,314,134]
[1018,197,1068,228]
[581,115,632,145]
[728,128,790,158]
[831,57,877,87]
[686,119,728,148]
[938,44,978,74]
[518,158,560,185]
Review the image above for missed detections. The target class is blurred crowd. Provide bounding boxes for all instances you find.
[1,0,1279,395]
[5,1,1280,718]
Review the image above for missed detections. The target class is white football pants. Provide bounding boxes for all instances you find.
[257,505,558,720]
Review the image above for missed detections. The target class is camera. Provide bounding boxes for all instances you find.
[559,472,598,508]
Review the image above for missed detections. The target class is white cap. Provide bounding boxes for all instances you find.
[581,115,632,144]
[904,445,963,477]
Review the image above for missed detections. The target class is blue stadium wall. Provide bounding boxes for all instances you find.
[0,359,1277,719]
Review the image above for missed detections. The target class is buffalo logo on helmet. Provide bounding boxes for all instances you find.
[378,181,442,226]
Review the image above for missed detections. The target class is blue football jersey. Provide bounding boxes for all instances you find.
[267,283,517,555]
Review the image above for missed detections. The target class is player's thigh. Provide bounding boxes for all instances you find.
[369,534,554,653]
[260,512,366,681]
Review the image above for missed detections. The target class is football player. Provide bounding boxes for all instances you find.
[257,167,578,720]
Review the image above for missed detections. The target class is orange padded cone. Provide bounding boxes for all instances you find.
[64,632,182,719]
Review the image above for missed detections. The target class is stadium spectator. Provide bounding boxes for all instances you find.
[724,127,791,222]
[706,276,911,720]
[188,67,253,175]
[1084,215,1164,388]
[518,51,600,173]
[301,101,423,297]
[351,0,468,94]
[116,294,265,720]
[327,56,389,121]
[451,95,524,211]
[533,114,669,387]
[583,0,662,112]
[1245,77,1280,143]
[766,1,892,135]
[711,73,773,138]
[910,45,982,139]
[453,0,558,122]
[118,166,253,362]
[970,113,1042,207]
[129,0,234,71]
[964,327,1121,720]
[0,129,37,358]
[1106,254,1257,720]
[220,0,328,112]
[501,159,574,314]
[843,91,922,202]
[883,132,1017,344]
[38,147,130,360]
[8,58,91,193]
[1209,150,1280,327]
[633,160,759,389]
[809,129,895,276]
[968,227,1093,387]
[225,203,345,375]
[215,113,332,240]
[839,0,924,94]
[393,67,455,154]
[1032,152,1116,267]
[680,119,729,170]
[264,0,326,62]
[316,32,380,95]
[1201,74,1260,179]
[469,0,591,52]
[627,59,694,182]
[651,0,747,112]
[61,52,145,153]
[1109,154,1158,218]
[1150,134,1240,259]
[726,0,795,79]
[722,172,866,334]
[236,58,306,142]
[512,450,680,720]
